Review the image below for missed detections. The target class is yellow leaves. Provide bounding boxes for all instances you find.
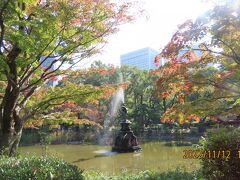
[0,81,6,87]
[161,107,177,123]
[161,103,202,124]
[49,124,60,129]
[168,83,174,88]
[162,111,201,124]
[24,118,44,129]
[178,112,185,124]
[214,73,222,79]
[192,86,199,92]
[73,119,102,128]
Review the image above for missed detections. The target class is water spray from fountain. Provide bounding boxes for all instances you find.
[100,73,125,145]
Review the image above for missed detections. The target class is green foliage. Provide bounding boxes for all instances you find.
[83,169,202,180]
[0,156,84,180]
[121,66,163,127]
[70,61,120,87]
[200,127,240,180]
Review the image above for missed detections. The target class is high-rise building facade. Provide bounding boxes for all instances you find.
[120,47,163,70]
[40,56,61,86]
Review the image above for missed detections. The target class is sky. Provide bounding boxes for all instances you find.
[76,0,215,68]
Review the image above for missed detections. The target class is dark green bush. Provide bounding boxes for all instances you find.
[0,156,84,180]
[200,127,240,180]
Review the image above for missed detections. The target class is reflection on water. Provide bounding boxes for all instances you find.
[94,150,117,156]
[73,150,117,163]
[19,141,200,174]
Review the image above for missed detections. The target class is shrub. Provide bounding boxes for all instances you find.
[200,127,240,180]
[0,156,84,180]
[83,169,202,180]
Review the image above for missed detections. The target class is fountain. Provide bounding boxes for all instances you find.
[100,87,124,145]
[112,104,141,152]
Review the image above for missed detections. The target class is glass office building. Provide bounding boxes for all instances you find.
[120,47,163,70]
[40,56,61,86]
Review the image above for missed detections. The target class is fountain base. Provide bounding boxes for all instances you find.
[112,119,141,153]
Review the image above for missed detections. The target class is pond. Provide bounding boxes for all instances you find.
[19,141,200,174]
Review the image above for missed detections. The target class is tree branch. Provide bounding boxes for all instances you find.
[216,37,239,62]
[192,43,240,65]
[0,0,10,55]
[24,90,97,121]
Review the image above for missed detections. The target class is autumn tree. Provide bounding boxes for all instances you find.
[64,61,122,127]
[155,0,240,124]
[0,0,135,155]
[69,60,119,86]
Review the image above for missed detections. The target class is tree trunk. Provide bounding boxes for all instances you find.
[163,97,167,112]
[0,107,23,156]
[0,124,23,156]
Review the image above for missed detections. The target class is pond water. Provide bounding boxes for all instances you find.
[19,141,199,174]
